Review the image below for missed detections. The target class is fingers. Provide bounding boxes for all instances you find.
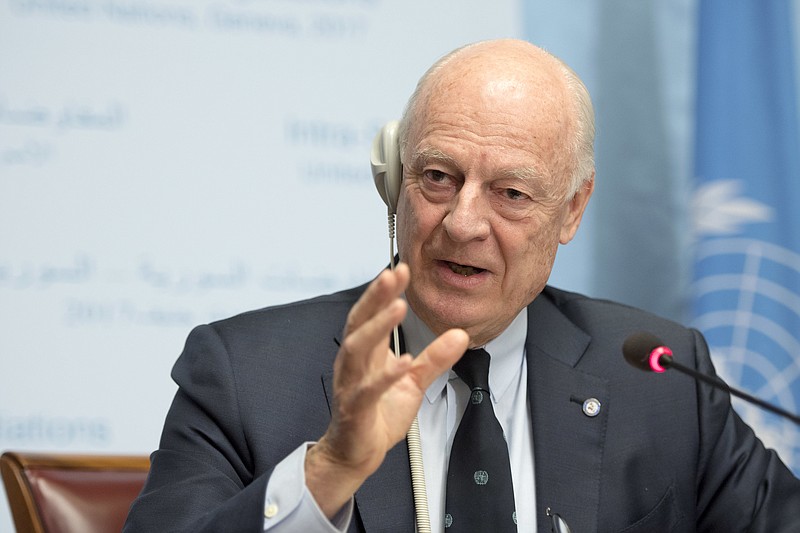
[337,297,407,380]
[335,264,410,396]
[341,327,467,409]
[345,263,409,336]
[337,264,409,378]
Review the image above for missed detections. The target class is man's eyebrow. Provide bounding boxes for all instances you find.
[408,147,550,190]
[503,166,542,182]
[408,147,458,169]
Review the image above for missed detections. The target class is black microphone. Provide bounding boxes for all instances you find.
[623,332,800,425]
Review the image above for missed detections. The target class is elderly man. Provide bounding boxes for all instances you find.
[125,39,800,532]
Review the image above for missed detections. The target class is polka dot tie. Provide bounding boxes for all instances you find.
[444,348,517,531]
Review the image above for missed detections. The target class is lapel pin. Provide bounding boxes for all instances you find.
[582,397,602,417]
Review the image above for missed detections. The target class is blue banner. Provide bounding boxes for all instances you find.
[692,1,800,475]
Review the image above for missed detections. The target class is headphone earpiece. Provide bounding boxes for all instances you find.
[370,120,402,214]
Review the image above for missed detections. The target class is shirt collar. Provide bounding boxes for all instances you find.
[401,301,528,404]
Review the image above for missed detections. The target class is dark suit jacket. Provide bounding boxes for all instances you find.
[124,284,800,532]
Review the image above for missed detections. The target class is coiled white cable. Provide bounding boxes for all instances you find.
[388,212,431,533]
[406,417,431,533]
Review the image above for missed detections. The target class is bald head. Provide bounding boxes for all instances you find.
[399,39,595,197]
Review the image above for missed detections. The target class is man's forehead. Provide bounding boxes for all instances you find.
[414,74,572,148]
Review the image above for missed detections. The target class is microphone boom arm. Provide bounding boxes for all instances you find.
[660,354,800,426]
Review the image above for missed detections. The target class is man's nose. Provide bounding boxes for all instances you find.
[441,183,491,242]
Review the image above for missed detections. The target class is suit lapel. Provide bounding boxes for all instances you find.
[526,294,609,533]
[322,369,416,533]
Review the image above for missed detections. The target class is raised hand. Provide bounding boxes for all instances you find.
[305,263,468,518]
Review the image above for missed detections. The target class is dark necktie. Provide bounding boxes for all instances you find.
[444,348,517,531]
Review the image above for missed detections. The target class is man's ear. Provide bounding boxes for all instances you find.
[559,173,594,244]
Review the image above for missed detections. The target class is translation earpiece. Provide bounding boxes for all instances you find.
[370,120,402,214]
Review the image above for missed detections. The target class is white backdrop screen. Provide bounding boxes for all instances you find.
[0,1,521,528]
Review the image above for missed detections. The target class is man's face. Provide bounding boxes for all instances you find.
[396,54,593,346]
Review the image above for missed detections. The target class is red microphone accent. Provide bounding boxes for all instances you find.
[649,346,672,373]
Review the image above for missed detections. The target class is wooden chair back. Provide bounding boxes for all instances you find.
[1,451,149,533]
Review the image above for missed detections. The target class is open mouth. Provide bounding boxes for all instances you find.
[447,261,486,276]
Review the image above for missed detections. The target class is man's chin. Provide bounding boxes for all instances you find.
[409,293,488,334]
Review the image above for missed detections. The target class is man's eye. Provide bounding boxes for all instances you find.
[424,169,449,182]
[505,188,527,200]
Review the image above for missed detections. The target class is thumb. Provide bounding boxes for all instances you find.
[410,329,469,391]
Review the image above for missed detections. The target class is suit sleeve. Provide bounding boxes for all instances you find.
[123,324,351,532]
[691,329,800,532]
